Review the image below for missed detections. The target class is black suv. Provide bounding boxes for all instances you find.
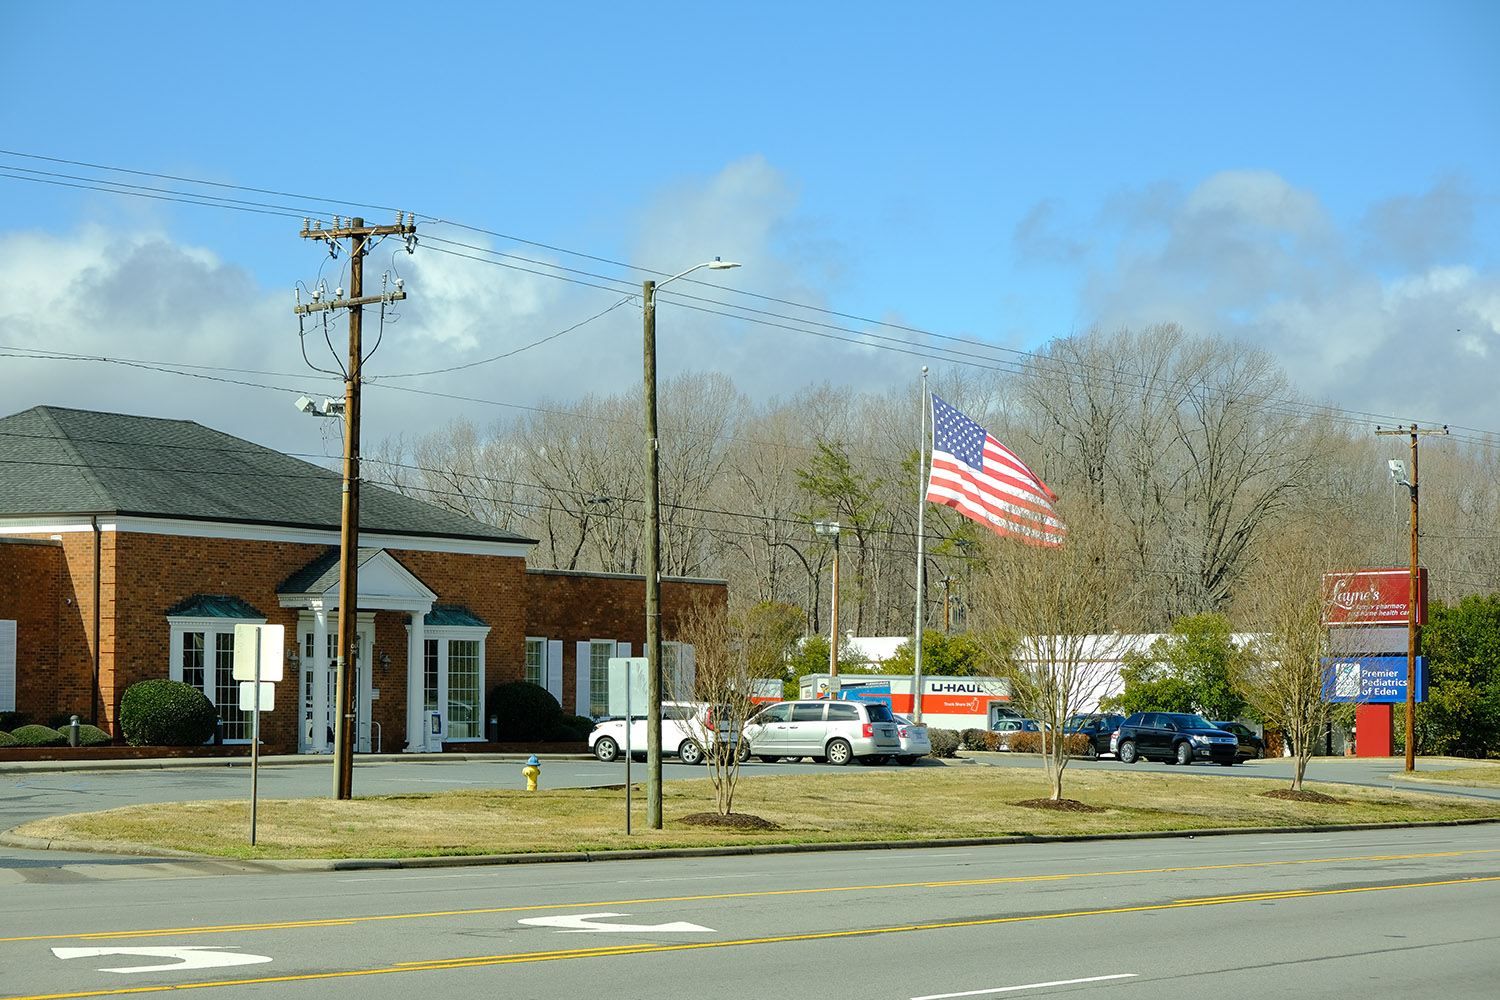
[1063,713,1125,759]
[1114,712,1238,766]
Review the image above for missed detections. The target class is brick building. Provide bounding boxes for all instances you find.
[0,406,725,752]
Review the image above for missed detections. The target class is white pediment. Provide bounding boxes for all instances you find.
[280,548,436,613]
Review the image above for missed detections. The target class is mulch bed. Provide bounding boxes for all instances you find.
[678,812,782,830]
[1013,798,1105,813]
[1259,788,1347,804]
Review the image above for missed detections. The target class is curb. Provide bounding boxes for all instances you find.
[6,816,1497,873]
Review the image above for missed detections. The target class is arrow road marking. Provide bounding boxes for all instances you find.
[518,912,713,933]
[51,946,273,974]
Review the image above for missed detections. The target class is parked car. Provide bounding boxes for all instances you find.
[742,699,901,765]
[990,717,1043,751]
[1210,720,1266,760]
[1063,713,1125,759]
[589,701,736,765]
[1114,712,1238,766]
[892,715,931,766]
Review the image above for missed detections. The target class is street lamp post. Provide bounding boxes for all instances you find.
[814,520,841,683]
[642,258,739,830]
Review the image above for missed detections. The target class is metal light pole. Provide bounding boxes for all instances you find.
[643,258,739,830]
[814,520,841,682]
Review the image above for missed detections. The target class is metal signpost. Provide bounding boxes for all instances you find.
[233,624,283,846]
[608,656,648,834]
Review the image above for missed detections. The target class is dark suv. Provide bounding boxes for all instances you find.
[1063,713,1125,759]
[1115,712,1238,766]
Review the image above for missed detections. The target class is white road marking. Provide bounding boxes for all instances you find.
[51,946,273,974]
[518,912,714,933]
[913,973,1137,998]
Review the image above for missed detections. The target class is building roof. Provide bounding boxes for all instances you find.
[0,406,535,544]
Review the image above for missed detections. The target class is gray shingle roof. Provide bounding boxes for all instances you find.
[0,406,535,544]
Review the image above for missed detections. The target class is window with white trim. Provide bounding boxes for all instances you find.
[588,640,614,717]
[168,616,259,743]
[524,638,545,688]
[422,628,488,740]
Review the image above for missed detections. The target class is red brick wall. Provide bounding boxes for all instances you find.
[0,538,63,722]
[4,524,726,751]
[524,570,727,711]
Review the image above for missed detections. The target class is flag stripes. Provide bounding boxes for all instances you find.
[926,395,1066,546]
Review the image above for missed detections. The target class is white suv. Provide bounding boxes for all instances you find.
[589,701,735,765]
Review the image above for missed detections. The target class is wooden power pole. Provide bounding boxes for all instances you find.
[295,215,414,799]
[1376,423,1447,773]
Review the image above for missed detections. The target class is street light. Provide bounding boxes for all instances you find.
[814,520,842,683]
[642,257,740,830]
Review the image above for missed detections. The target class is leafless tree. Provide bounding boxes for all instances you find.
[969,501,1142,802]
[668,599,793,816]
[1231,527,1368,791]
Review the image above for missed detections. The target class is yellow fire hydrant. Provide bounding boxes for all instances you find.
[522,754,541,791]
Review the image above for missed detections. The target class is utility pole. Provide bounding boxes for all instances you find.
[1376,423,1447,773]
[295,215,414,799]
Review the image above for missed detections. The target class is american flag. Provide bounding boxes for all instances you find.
[926,395,1066,546]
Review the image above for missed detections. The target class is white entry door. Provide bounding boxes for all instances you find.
[299,621,374,753]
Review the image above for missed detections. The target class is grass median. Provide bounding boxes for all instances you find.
[14,765,1500,861]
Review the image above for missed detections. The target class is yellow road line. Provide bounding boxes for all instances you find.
[3,847,1493,945]
[6,875,1497,1000]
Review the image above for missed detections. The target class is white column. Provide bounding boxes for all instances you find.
[406,611,426,751]
[312,603,330,753]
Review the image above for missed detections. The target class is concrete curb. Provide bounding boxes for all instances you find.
[5,817,1497,873]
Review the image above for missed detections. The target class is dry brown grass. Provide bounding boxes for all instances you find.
[14,766,1500,861]
[1391,764,1500,788]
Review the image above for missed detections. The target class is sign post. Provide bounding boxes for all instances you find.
[608,657,648,834]
[233,624,283,846]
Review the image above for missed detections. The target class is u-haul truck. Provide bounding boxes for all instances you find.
[796,673,1015,730]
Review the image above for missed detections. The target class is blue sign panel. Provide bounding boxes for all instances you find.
[1321,656,1427,703]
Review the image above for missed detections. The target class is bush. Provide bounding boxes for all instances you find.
[1009,731,1045,754]
[119,679,218,746]
[0,730,17,747]
[10,724,67,747]
[0,710,31,731]
[960,728,989,750]
[78,724,113,747]
[927,728,960,757]
[980,730,1006,751]
[488,681,565,742]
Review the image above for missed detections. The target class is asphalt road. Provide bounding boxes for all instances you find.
[2,823,1496,999]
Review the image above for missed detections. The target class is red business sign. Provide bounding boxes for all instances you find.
[1321,569,1427,626]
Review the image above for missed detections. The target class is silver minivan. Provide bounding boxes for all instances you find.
[743,699,901,765]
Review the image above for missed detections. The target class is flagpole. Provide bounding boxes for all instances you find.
[912,366,929,723]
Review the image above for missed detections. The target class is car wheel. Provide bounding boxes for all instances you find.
[593,736,619,763]
[678,738,704,766]
[757,755,780,763]
[1256,747,1265,759]
[1086,741,1100,760]
[894,755,918,766]
[826,739,853,766]
[1118,740,1138,764]
[1175,742,1193,766]
[735,742,751,763]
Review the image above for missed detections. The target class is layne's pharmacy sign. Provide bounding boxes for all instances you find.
[1321,569,1426,627]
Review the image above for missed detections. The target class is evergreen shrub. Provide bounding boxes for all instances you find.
[927,728,960,757]
[488,681,564,742]
[119,679,218,746]
[78,724,114,747]
[10,724,67,747]
[0,730,17,747]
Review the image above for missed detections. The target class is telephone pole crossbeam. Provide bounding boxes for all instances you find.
[296,214,415,800]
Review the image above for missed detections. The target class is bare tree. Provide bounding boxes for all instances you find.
[970,502,1141,802]
[1231,528,1367,791]
[668,599,793,816]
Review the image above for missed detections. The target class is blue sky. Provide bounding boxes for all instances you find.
[2,1,1496,460]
